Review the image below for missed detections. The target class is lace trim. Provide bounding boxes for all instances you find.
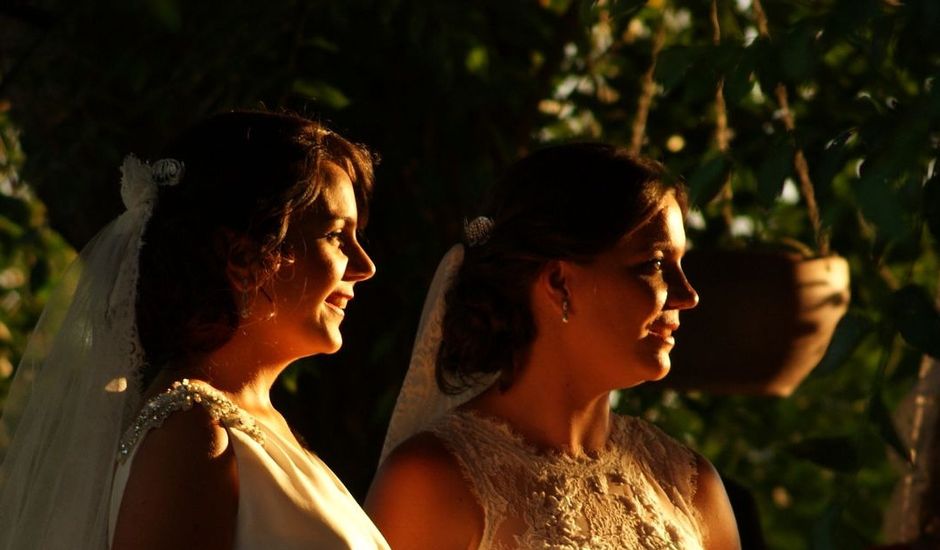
[117,379,264,463]
[432,410,702,550]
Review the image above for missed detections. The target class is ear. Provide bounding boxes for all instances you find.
[534,260,571,320]
[215,228,258,291]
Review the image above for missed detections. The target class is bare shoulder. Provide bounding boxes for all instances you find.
[691,452,741,550]
[365,432,483,550]
[112,405,239,550]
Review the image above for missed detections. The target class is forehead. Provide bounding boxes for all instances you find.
[619,194,685,253]
[314,162,357,213]
[290,162,357,233]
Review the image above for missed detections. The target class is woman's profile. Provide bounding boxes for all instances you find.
[366,143,740,549]
[0,111,390,549]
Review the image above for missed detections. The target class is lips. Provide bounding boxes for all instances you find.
[646,320,679,346]
[325,292,353,315]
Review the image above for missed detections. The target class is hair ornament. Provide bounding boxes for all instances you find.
[120,154,184,210]
[463,216,494,248]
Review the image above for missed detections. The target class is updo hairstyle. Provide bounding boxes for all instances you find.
[136,111,375,386]
[436,143,685,394]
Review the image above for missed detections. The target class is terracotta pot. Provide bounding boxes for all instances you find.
[664,250,851,396]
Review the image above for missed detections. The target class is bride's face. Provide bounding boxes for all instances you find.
[249,162,376,357]
[564,192,697,388]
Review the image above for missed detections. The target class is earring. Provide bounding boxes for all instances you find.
[561,296,570,323]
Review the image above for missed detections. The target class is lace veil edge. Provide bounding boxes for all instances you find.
[0,156,173,549]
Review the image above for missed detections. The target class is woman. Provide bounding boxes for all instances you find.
[366,144,740,549]
[0,111,390,549]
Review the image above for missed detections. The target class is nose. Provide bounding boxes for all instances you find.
[344,239,376,282]
[667,265,699,311]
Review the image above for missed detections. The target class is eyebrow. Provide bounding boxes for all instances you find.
[632,240,683,255]
[317,207,356,222]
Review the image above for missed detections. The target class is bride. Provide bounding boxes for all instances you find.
[0,111,390,549]
[366,143,740,549]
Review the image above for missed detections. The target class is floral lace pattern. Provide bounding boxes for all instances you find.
[118,379,264,463]
[431,411,703,550]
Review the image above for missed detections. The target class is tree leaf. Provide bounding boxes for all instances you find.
[145,0,182,32]
[785,436,860,472]
[578,0,644,25]
[756,138,794,206]
[723,58,753,108]
[813,313,872,376]
[868,392,913,465]
[0,196,31,227]
[857,172,908,241]
[655,47,695,93]
[891,284,940,359]
[291,79,351,109]
[687,154,730,208]
[811,502,842,550]
[924,173,940,247]
[29,258,49,294]
[608,0,647,23]
[813,128,855,193]
[780,24,817,81]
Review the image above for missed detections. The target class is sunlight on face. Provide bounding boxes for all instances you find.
[242,163,376,360]
[566,192,698,391]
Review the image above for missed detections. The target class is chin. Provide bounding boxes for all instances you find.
[649,365,671,382]
[638,354,671,382]
[616,358,670,389]
[299,331,343,356]
[323,335,343,354]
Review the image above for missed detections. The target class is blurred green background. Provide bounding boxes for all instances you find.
[2,1,939,548]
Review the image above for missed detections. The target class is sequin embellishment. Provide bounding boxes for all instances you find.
[118,378,264,462]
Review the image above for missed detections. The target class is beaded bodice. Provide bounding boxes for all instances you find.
[110,379,391,549]
[431,411,704,550]
[118,378,264,462]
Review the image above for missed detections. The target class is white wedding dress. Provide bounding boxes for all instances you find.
[429,410,705,550]
[108,379,389,550]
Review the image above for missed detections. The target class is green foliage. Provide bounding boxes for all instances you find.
[560,0,938,547]
[0,107,75,401]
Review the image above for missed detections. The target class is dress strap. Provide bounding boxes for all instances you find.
[117,378,264,463]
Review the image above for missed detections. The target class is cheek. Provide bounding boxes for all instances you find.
[280,253,344,305]
[587,280,652,334]
[620,280,663,318]
[308,246,346,278]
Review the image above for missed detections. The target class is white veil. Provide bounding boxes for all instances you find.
[379,244,497,463]
[0,156,181,549]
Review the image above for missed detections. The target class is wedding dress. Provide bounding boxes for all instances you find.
[109,379,390,550]
[429,409,704,550]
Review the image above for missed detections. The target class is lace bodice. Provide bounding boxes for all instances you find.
[431,411,704,550]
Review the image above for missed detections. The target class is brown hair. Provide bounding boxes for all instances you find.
[436,143,685,393]
[136,111,375,386]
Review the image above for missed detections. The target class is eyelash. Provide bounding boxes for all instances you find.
[639,258,664,274]
[325,230,345,244]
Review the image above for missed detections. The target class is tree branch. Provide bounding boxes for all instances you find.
[710,0,733,227]
[628,16,665,156]
[752,0,829,255]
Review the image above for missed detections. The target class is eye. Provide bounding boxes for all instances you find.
[645,258,664,271]
[324,230,345,245]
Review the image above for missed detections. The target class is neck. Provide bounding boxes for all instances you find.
[470,343,613,456]
[149,339,293,418]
